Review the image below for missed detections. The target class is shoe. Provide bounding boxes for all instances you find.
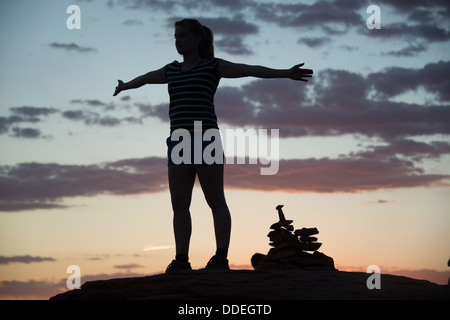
[204,255,230,270]
[165,259,192,273]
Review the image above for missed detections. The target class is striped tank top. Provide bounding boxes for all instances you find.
[165,57,221,133]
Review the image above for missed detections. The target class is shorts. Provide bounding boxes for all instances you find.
[166,134,225,166]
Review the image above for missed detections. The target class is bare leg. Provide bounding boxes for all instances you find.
[168,165,196,256]
[196,164,231,253]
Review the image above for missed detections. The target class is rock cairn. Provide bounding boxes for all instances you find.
[252,205,336,271]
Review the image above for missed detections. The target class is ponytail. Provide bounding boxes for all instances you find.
[174,19,215,59]
[200,25,214,59]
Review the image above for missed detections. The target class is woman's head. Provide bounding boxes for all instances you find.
[174,19,214,59]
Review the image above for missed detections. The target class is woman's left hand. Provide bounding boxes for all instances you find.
[289,63,313,81]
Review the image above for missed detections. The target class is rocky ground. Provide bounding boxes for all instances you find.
[50,269,448,300]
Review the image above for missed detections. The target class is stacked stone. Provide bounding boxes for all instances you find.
[252,205,335,271]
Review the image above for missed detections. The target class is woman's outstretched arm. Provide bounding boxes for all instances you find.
[113,67,167,96]
[217,59,313,81]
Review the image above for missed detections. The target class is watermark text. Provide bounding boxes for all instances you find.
[170,121,279,175]
[366,5,381,29]
[366,265,381,289]
[66,265,81,290]
[66,5,81,30]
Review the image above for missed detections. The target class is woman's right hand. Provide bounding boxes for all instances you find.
[113,80,124,96]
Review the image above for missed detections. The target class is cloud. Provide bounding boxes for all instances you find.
[368,61,450,102]
[0,106,58,138]
[2,62,449,211]
[62,110,125,127]
[167,15,259,55]
[364,200,395,204]
[297,36,331,48]
[116,0,182,11]
[11,127,43,139]
[113,0,251,13]
[0,255,56,265]
[113,263,145,269]
[198,16,259,35]
[1,147,448,212]
[4,64,450,210]
[0,157,168,212]
[10,106,58,117]
[254,0,364,29]
[212,61,450,140]
[109,2,261,55]
[255,1,449,45]
[357,139,450,162]
[110,0,449,47]
[70,99,115,110]
[224,156,449,193]
[382,43,427,57]
[378,0,450,24]
[360,22,450,43]
[0,100,143,139]
[122,19,143,26]
[0,201,68,212]
[142,244,174,251]
[210,0,250,10]
[215,37,253,56]
[0,271,147,299]
[61,110,90,121]
[62,99,142,126]
[48,42,97,53]
[0,279,66,300]
[135,102,169,120]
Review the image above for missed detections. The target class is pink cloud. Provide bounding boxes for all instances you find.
[224,156,449,193]
[1,148,449,212]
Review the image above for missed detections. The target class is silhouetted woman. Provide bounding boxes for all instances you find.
[114,19,313,272]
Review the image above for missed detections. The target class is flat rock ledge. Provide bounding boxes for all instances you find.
[50,269,449,300]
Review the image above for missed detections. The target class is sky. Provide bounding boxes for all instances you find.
[0,0,449,299]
